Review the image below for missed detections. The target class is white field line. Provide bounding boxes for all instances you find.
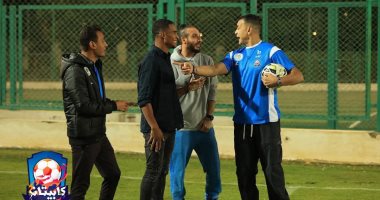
[349,112,377,129]
[286,186,300,195]
[2,170,380,192]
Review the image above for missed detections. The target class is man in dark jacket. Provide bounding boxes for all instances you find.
[138,19,183,200]
[60,24,129,200]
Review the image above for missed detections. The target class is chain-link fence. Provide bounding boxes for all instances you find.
[262,2,377,130]
[0,0,378,131]
[1,1,155,110]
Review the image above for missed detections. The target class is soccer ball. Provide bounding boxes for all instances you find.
[261,63,287,78]
[33,159,61,185]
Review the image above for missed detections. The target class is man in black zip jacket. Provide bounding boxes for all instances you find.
[60,24,129,200]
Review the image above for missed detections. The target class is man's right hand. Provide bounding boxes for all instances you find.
[173,61,193,75]
[148,127,164,152]
[115,100,129,112]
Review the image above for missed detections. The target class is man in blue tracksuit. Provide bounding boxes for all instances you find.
[178,15,304,200]
[170,24,221,200]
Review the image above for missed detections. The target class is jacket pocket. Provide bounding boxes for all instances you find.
[66,114,78,137]
[66,114,76,129]
[76,117,94,138]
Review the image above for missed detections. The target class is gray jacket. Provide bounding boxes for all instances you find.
[171,45,218,130]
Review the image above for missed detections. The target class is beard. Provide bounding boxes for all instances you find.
[187,43,201,54]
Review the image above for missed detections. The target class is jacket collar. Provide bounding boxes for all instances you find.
[79,53,103,68]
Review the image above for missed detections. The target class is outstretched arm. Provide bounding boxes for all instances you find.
[174,61,228,77]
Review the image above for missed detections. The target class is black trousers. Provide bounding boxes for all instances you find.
[234,122,289,200]
[140,131,175,200]
[70,136,121,200]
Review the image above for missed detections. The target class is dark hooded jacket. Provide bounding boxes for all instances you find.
[60,53,117,145]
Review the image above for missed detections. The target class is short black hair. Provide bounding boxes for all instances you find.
[152,19,175,36]
[79,24,103,51]
[178,24,198,39]
[238,14,262,31]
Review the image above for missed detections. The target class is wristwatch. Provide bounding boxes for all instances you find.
[206,114,214,121]
[277,77,282,87]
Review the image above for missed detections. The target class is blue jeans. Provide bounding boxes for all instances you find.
[169,128,221,200]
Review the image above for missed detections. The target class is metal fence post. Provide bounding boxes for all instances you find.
[262,4,268,41]
[250,0,257,14]
[365,0,372,122]
[166,0,175,22]
[157,0,164,19]
[147,5,153,48]
[157,0,175,21]
[178,0,185,24]
[17,7,23,105]
[327,6,338,129]
[0,1,5,106]
[9,6,16,106]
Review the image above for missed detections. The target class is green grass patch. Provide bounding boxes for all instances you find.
[1,148,380,200]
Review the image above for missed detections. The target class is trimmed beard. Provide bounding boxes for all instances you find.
[187,43,201,54]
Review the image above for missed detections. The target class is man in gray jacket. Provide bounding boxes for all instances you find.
[169,24,221,200]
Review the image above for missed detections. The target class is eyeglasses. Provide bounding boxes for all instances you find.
[191,33,203,39]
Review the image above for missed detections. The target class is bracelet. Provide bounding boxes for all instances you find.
[192,65,197,75]
[277,77,282,87]
[206,114,214,121]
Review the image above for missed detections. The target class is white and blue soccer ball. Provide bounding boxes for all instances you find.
[261,63,287,78]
